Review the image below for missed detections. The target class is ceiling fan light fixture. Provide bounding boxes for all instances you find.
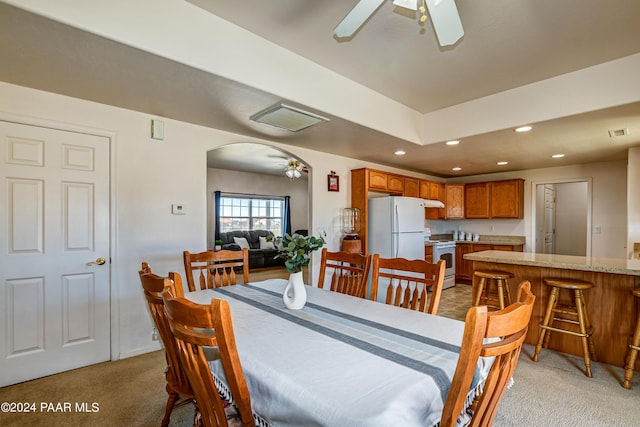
[285,160,304,179]
[250,103,329,132]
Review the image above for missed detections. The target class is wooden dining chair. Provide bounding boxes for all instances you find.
[370,255,446,314]
[183,248,249,292]
[162,290,255,427]
[440,281,535,427]
[138,263,193,427]
[317,248,372,298]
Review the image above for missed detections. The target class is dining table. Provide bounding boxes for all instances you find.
[184,279,491,427]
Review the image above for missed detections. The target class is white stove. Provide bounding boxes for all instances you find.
[426,239,456,289]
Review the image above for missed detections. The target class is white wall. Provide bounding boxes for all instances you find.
[206,167,309,248]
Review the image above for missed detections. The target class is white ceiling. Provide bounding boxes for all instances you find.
[1,1,640,177]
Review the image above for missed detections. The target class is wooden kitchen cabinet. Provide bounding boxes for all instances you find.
[456,243,475,280]
[403,177,420,197]
[368,170,388,190]
[424,245,433,263]
[445,184,465,219]
[491,179,525,218]
[366,170,404,194]
[463,178,525,219]
[464,182,490,219]
[387,174,404,193]
[456,242,524,281]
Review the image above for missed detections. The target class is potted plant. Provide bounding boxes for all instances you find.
[214,239,223,251]
[271,232,325,309]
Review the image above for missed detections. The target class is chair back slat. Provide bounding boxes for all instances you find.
[440,281,535,427]
[183,249,249,292]
[317,248,372,299]
[371,256,446,315]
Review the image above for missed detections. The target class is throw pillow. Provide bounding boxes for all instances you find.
[233,236,250,249]
[259,236,275,250]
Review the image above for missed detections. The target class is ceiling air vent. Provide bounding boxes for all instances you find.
[250,103,329,132]
[608,128,629,138]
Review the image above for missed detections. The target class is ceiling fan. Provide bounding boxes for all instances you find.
[285,160,308,179]
[334,0,464,47]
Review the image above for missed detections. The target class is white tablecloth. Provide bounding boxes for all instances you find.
[185,279,488,427]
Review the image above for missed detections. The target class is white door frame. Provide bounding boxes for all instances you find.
[530,177,592,257]
[0,112,119,361]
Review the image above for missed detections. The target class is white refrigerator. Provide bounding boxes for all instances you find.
[368,196,426,260]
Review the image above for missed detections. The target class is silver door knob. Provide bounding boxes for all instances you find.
[86,257,106,266]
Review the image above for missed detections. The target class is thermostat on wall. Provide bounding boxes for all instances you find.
[172,204,186,215]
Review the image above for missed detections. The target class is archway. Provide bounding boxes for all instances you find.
[205,142,312,280]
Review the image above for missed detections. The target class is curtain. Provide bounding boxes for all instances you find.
[214,191,221,241]
[283,195,291,236]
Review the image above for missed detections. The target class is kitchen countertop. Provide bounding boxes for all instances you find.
[465,250,640,276]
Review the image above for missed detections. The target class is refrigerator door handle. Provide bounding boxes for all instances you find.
[394,204,399,257]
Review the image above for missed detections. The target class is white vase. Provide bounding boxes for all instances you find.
[283,271,306,309]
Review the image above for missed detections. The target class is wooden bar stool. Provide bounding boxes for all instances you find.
[533,278,597,377]
[472,270,514,310]
[622,289,640,389]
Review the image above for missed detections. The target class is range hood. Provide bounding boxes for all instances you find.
[422,199,445,208]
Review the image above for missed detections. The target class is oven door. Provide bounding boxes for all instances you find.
[433,244,456,289]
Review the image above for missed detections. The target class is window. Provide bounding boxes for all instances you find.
[219,195,283,235]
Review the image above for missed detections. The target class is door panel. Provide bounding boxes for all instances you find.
[0,121,110,386]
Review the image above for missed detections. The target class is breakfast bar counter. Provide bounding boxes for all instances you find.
[465,250,640,369]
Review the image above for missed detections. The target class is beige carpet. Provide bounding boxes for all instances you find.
[1,279,639,426]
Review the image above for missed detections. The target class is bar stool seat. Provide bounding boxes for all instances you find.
[622,289,640,389]
[533,278,596,377]
[472,270,514,310]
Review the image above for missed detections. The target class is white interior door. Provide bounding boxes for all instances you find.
[543,184,556,254]
[0,121,110,386]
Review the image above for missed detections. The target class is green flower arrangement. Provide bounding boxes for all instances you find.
[272,233,326,273]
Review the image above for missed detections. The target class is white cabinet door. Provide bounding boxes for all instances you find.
[0,121,110,386]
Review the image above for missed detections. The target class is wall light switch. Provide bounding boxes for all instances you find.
[151,119,164,140]
[172,204,186,215]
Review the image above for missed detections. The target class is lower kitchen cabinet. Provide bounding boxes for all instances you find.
[455,243,524,281]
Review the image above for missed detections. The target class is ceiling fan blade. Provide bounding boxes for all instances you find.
[334,0,386,38]
[425,0,464,46]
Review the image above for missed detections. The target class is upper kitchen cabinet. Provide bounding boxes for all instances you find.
[464,182,491,219]
[464,179,524,219]
[422,180,446,219]
[403,177,420,197]
[367,169,404,194]
[491,179,525,218]
[368,169,388,190]
[444,184,465,219]
[387,174,404,194]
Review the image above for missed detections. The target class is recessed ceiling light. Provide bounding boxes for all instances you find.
[394,150,406,156]
[551,153,565,158]
[452,167,462,171]
[515,126,533,133]
[497,161,508,166]
[445,140,460,146]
